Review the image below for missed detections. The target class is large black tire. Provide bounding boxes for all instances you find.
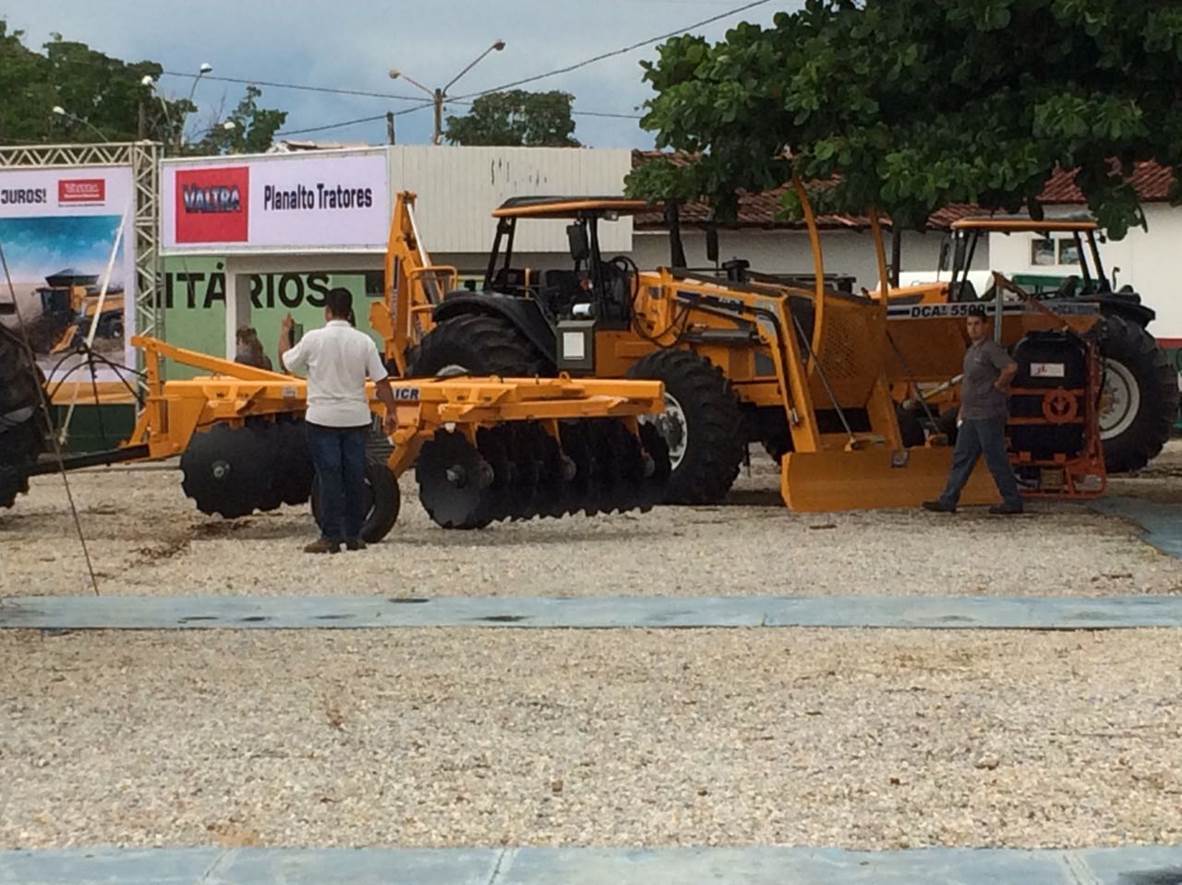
[0,326,47,508]
[407,314,544,378]
[1098,315,1179,473]
[311,457,400,543]
[627,349,745,504]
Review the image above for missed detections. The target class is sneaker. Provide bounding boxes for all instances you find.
[989,503,1024,515]
[304,538,341,554]
[345,538,367,551]
[922,500,956,513]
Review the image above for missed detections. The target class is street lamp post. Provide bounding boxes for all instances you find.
[179,62,215,153]
[141,75,173,150]
[51,106,108,143]
[389,39,505,145]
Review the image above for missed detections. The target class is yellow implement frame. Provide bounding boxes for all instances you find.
[127,335,665,478]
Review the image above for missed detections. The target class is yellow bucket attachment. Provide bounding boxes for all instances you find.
[780,446,1001,512]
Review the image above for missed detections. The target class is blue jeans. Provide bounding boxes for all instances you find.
[306,423,367,542]
[939,416,1022,509]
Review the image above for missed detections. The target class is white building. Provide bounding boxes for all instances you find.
[983,163,1180,347]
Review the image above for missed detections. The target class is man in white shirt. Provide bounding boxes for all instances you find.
[278,288,398,553]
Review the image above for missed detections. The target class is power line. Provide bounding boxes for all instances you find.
[160,71,426,103]
[274,100,438,137]
[454,0,774,100]
[275,114,386,137]
[275,99,640,138]
[164,69,643,129]
[162,2,771,127]
[572,110,644,119]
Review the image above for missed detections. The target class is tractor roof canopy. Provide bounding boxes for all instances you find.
[492,196,653,219]
[951,216,1099,233]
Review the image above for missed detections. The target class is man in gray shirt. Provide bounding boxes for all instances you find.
[923,305,1024,514]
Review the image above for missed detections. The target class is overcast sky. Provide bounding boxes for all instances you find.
[1,0,792,148]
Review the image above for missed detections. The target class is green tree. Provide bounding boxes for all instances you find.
[191,85,288,155]
[627,0,1182,238]
[0,20,286,153]
[445,89,580,147]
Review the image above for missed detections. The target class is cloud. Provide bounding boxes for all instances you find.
[0,0,791,147]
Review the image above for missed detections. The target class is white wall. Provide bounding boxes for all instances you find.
[987,203,1182,341]
[391,146,633,255]
[632,228,967,293]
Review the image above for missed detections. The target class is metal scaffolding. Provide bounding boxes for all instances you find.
[0,141,163,365]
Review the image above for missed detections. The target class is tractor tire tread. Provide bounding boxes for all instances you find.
[628,348,745,504]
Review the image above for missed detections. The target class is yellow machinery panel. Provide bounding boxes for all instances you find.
[780,446,1000,512]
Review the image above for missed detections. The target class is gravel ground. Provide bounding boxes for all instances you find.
[1,628,1180,849]
[2,445,1181,599]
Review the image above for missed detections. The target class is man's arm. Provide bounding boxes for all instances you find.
[994,349,1018,393]
[278,314,295,369]
[278,314,310,375]
[374,378,398,435]
[365,337,398,434]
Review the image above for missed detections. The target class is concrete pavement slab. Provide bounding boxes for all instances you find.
[3,846,1182,884]
[4,594,1182,631]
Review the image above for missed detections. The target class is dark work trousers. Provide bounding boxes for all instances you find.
[306,423,368,542]
[938,416,1023,509]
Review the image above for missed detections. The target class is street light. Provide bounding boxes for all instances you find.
[141,75,174,149]
[176,62,215,153]
[187,62,214,104]
[389,39,506,145]
[51,105,108,143]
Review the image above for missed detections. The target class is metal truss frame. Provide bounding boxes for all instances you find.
[0,141,162,372]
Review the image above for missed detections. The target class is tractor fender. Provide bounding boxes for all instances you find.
[434,293,557,368]
[1091,295,1155,329]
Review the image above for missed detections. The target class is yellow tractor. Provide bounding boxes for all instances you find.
[374,188,1108,511]
[885,216,1178,473]
[28,269,125,355]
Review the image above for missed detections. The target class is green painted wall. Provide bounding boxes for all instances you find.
[159,258,384,379]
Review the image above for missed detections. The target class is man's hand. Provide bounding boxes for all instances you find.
[277,314,295,369]
[382,411,397,435]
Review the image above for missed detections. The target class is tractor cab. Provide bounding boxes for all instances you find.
[485,197,651,327]
[943,216,1124,302]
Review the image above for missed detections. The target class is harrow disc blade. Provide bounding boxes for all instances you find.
[584,420,627,515]
[638,422,673,509]
[526,423,571,520]
[475,425,517,523]
[416,429,495,529]
[505,423,544,521]
[604,420,648,514]
[558,421,597,516]
[275,418,315,506]
[253,421,286,513]
[180,422,275,519]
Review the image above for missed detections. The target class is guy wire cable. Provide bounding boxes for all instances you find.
[0,239,101,596]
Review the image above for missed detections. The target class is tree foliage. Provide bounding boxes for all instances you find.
[445,89,580,147]
[627,0,1182,238]
[191,85,287,156]
[0,19,286,154]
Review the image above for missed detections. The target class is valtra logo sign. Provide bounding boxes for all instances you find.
[175,166,249,243]
[58,179,106,205]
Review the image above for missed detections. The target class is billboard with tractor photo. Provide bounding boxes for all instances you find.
[0,166,136,388]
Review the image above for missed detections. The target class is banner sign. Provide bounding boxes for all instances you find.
[0,165,136,383]
[162,150,390,253]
